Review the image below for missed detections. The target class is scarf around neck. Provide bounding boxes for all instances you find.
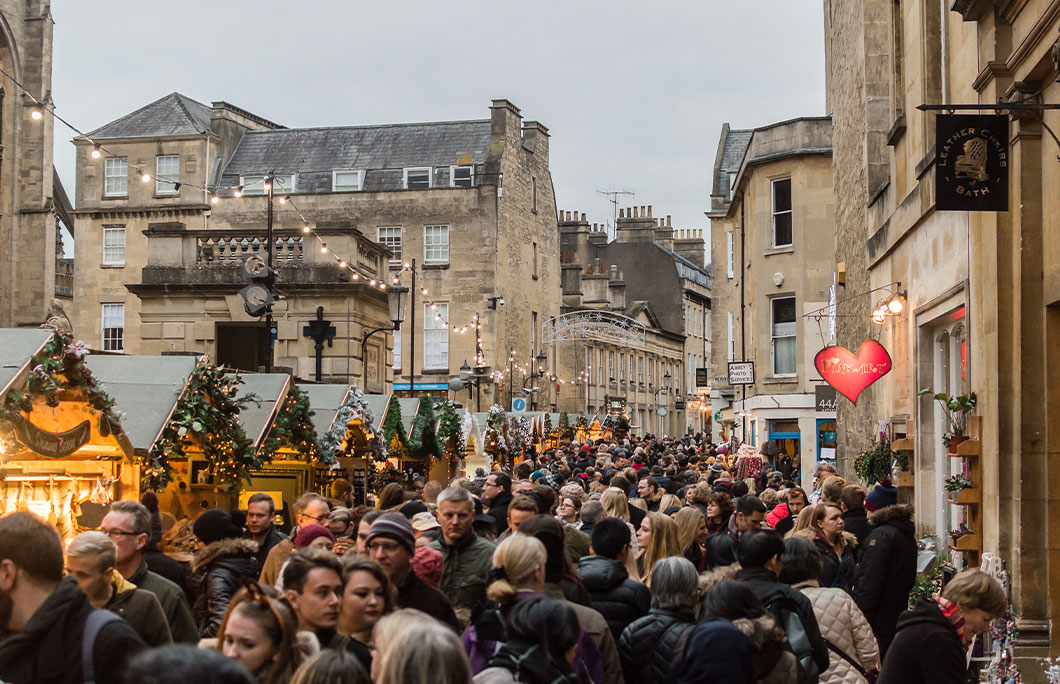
[936,596,966,643]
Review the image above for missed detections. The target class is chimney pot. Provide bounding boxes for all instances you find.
[581,213,586,222]
[667,215,672,226]
[619,208,624,218]
[648,205,653,217]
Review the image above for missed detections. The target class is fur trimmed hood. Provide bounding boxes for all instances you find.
[192,537,259,572]
[869,503,914,527]
[731,614,787,649]
[792,527,858,551]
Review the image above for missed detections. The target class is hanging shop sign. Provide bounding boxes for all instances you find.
[935,114,1008,212]
[695,368,710,388]
[728,361,755,385]
[815,385,838,413]
[12,414,92,458]
[814,340,892,404]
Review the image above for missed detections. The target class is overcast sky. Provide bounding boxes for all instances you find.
[52,2,826,263]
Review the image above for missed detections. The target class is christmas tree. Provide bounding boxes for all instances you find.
[407,395,443,461]
[436,400,465,457]
[260,385,319,462]
[559,411,573,439]
[382,395,408,455]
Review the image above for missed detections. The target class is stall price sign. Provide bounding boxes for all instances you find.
[935,114,1008,212]
[814,340,892,404]
[727,361,755,385]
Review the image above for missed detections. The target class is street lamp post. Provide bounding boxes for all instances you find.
[451,359,491,412]
[524,350,548,411]
[652,371,672,435]
[360,284,409,389]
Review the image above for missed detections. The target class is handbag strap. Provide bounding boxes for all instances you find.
[824,638,868,677]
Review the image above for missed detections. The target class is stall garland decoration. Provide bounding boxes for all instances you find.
[259,385,320,463]
[407,395,443,462]
[484,404,509,463]
[319,386,382,464]
[559,411,574,440]
[381,395,408,456]
[436,400,465,466]
[0,332,126,448]
[508,416,531,455]
[543,413,554,437]
[142,360,256,492]
[460,410,476,455]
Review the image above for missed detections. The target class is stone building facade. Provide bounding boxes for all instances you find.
[827,0,1060,666]
[0,1,72,328]
[708,117,835,489]
[555,206,710,436]
[72,96,560,398]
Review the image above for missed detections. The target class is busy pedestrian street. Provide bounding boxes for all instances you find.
[0,1,1056,683]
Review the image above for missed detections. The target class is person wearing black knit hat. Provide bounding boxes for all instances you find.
[190,509,259,638]
[139,491,189,599]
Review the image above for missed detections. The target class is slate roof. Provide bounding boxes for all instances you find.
[0,329,52,400]
[234,374,292,449]
[714,127,752,198]
[218,120,493,193]
[85,93,214,140]
[298,384,352,439]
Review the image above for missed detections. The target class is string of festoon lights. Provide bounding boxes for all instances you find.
[503,349,592,387]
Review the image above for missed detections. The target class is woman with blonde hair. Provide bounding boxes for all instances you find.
[215,583,314,684]
[635,511,681,583]
[373,609,472,684]
[785,504,816,539]
[673,507,709,572]
[658,493,683,513]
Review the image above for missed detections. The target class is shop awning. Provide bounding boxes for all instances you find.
[85,354,199,456]
[298,384,353,437]
[0,329,53,401]
[234,374,292,449]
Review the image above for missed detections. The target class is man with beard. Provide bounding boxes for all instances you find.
[0,512,145,684]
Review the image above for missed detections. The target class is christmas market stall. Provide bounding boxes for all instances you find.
[0,330,137,544]
[302,385,386,504]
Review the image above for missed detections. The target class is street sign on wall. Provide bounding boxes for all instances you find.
[727,361,755,385]
[695,368,709,388]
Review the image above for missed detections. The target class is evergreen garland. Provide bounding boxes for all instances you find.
[319,386,382,464]
[259,385,319,462]
[0,332,125,441]
[381,395,408,455]
[544,413,554,436]
[436,400,465,462]
[407,395,443,461]
[142,360,257,492]
[485,404,508,462]
[559,411,573,439]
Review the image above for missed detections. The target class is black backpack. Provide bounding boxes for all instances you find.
[763,594,819,684]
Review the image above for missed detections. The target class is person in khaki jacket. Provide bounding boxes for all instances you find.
[259,493,331,587]
[781,537,879,684]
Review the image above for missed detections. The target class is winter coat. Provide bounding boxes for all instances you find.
[130,558,199,643]
[431,531,497,617]
[575,555,651,640]
[144,540,190,600]
[618,607,696,684]
[852,504,917,658]
[795,580,879,684]
[766,503,790,529]
[244,524,286,571]
[841,510,871,552]
[544,584,623,684]
[0,576,145,684]
[793,528,858,593]
[677,619,753,684]
[105,572,172,647]
[259,534,295,587]
[397,566,460,631]
[731,613,802,684]
[475,638,580,684]
[486,490,513,536]
[737,566,831,677]
[191,537,260,638]
[877,599,966,684]
[564,525,591,563]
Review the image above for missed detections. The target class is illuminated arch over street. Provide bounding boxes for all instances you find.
[541,310,647,346]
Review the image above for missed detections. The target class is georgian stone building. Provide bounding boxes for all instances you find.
[72,96,560,397]
[708,117,835,488]
[0,1,73,329]
[827,0,1060,666]
[555,206,710,436]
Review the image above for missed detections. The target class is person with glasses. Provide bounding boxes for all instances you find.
[282,549,345,650]
[260,493,331,587]
[102,500,198,643]
[367,513,459,630]
[216,583,313,684]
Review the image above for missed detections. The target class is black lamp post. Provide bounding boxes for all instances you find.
[360,284,409,389]
[452,360,491,412]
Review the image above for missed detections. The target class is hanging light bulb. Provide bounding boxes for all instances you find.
[91,144,101,159]
[872,311,886,324]
[421,288,428,295]
[352,273,360,280]
[263,182,271,192]
[140,170,151,183]
[403,262,411,269]
[302,225,311,234]
[320,245,328,254]
[278,196,287,204]
[30,104,43,120]
[210,194,220,205]
[338,260,347,269]
[369,279,376,286]
[233,186,243,198]
[888,297,904,314]
[430,304,437,311]
[379,283,386,290]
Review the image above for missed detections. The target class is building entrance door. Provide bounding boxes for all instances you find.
[216,323,269,372]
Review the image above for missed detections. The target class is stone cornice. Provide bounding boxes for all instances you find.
[72,205,208,220]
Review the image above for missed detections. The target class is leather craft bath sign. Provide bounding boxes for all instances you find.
[12,414,92,458]
[814,340,892,404]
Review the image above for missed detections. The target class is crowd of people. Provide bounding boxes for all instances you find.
[0,433,1009,684]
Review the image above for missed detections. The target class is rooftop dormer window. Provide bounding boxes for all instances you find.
[403,167,431,190]
[333,169,363,192]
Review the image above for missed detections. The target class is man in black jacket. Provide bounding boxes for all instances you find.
[737,528,829,680]
[853,503,918,657]
[482,471,513,537]
[879,569,1006,684]
[576,517,651,639]
[244,491,286,570]
[0,512,146,684]
[839,485,872,551]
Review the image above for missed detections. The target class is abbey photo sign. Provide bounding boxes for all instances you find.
[813,340,892,404]
[935,113,1008,212]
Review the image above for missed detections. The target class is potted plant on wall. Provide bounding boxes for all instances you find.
[918,389,977,450]
[854,437,909,485]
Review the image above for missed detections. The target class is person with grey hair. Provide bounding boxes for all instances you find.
[102,500,198,642]
[428,486,496,621]
[617,557,699,682]
[66,530,173,647]
[578,499,605,537]
[780,537,879,683]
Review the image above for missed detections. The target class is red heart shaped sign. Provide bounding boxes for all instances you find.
[814,340,892,404]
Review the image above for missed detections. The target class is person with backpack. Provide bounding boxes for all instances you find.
[474,597,581,684]
[0,512,146,684]
[617,557,699,683]
[737,527,829,682]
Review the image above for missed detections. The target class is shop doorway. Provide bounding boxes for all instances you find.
[216,323,269,373]
[768,419,801,474]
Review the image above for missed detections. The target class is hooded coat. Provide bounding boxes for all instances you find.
[105,572,172,647]
[677,618,753,684]
[191,537,260,638]
[617,607,696,684]
[575,555,651,639]
[877,599,966,684]
[0,576,145,684]
[795,580,879,684]
[792,528,858,593]
[852,504,917,657]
